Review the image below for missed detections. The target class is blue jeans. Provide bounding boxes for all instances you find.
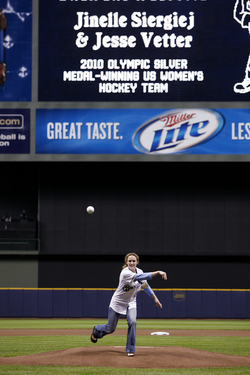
[93,307,137,353]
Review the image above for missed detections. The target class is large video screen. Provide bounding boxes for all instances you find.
[39,0,249,102]
[0,0,250,160]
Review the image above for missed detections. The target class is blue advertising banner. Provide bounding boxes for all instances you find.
[0,109,30,153]
[39,0,250,102]
[36,108,250,155]
[0,0,32,101]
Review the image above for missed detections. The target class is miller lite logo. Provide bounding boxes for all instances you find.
[132,109,224,154]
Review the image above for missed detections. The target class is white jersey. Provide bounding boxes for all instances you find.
[109,267,144,315]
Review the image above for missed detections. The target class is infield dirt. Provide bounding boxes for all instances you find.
[0,329,249,369]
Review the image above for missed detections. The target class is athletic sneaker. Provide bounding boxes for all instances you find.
[90,327,97,343]
[234,78,250,93]
[127,353,135,357]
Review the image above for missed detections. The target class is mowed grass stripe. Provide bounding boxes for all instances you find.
[1,366,250,375]
[0,319,249,330]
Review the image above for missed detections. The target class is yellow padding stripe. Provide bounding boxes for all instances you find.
[0,288,249,292]
[0,287,116,291]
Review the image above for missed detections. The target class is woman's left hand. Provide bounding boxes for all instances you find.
[153,295,162,308]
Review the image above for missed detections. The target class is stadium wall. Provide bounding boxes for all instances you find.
[0,288,249,319]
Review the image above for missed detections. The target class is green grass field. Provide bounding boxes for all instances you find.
[0,319,250,375]
[0,318,249,330]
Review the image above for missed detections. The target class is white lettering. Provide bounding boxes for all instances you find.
[74,11,127,30]
[231,122,250,140]
[86,122,122,140]
[93,32,136,51]
[131,11,194,31]
[140,32,193,48]
[141,82,168,93]
[47,122,83,140]
[99,83,137,93]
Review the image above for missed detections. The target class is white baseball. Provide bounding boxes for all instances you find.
[86,206,95,214]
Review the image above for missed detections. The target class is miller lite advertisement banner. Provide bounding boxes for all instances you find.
[36,108,250,155]
[39,0,250,102]
[0,0,32,101]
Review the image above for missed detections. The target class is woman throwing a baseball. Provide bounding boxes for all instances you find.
[91,252,167,356]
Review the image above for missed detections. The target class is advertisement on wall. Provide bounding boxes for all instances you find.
[39,0,250,102]
[36,108,250,155]
[0,109,30,153]
[0,0,32,101]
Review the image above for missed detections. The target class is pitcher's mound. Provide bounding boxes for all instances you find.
[1,346,250,368]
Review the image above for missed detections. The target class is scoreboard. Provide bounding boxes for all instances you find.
[39,0,247,102]
[0,0,250,159]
